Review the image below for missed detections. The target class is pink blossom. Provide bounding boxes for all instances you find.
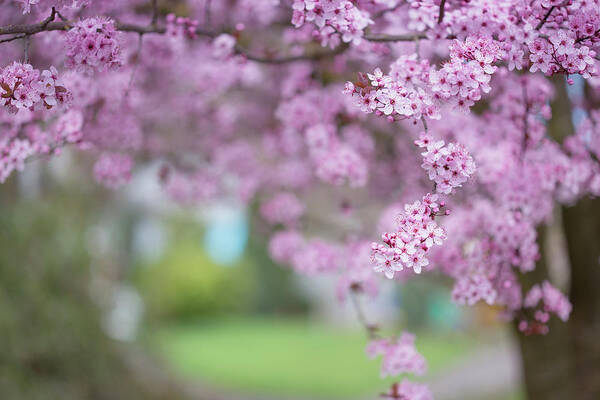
[93,153,133,189]
[65,17,122,73]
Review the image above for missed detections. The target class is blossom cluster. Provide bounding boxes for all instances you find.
[519,281,572,335]
[260,192,305,226]
[0,107,84,183]
[166,14,200,40]
[430,36,503,110]
[528,32,596,78]
[93,153,134,189]
[439,202,539,313]
[291,0,373,47]
[164,169,220,204]
[268,229,341,275]
[305,123,368,187]
[65,17,122,73]
[345,36,504,121]
[0,63,69,114]
[559,111,600,200]
[451,272,498,306]
[0,138,34,183]
[416,133,476,194]
[268,231,380,302]
[344,61,439,122]
[371,193,447,279]
[366,333,427,378]
[212,34,237,59]
[17,0,91,14]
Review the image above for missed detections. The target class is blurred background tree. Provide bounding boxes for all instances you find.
[0,178,195,400]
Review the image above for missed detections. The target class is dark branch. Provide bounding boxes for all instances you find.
[150,0,158,26]
[0,34,26,44]
[437,0,447,24]
[205,0,212,27]
[575,29,600,43]
[364,32,427,42]
[535,6,555,30]
[237,43,349,64]
[364,31,456,42]
[0,16,344,65]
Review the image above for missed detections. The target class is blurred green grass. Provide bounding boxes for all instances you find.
[151,316,475,398]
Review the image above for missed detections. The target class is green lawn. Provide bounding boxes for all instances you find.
[151,316,476,398]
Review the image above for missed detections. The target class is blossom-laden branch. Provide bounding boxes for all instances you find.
[0,12,344,65]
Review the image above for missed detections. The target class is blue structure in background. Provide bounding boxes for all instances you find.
[203,205,248,265]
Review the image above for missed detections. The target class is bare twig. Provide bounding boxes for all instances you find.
[0,34,26,44]
[205,0,212,27]
[349,286,379,340]
[150,0,158,26]
[126,34,144,95]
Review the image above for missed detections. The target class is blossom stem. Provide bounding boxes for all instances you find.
[349,287,378,339]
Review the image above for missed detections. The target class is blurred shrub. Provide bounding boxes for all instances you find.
[136,222,258,321]
[0,183,192,400]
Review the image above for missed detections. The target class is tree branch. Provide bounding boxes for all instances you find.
[0,17,345,65]
[364,32,427,42]
[535,6,555,31]
[438,0,447,24]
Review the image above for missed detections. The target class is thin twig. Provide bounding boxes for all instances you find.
[205,0,212,27]
[521,86,530,157]
[0,34,26,43]
[372,1,404,20]
[23,35,30,63]
[535,6,555,30]
[349,287,378,340]
[150,0,158,26]
[575,29,600,43]
[126,34,144,96]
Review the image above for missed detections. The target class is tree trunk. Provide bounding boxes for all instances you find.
[562,198,600,399]
[513,77,599,400]
[514,226,576,400]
